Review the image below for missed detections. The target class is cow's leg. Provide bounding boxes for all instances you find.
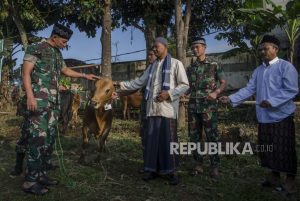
[123,101,128,120]
[78,126,90,164]
[127,107,130,120]
[98,127,111,153]
[74,111,78,124]
[72,111,78,129]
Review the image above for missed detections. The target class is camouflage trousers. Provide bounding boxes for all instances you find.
[25,104,59,182]
[16,113,30,154]
[188,112,220,168]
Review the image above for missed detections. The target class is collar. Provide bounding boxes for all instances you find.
[262,57,279,67]
[196,57,210,64]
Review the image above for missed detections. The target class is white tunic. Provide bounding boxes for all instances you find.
[120,58,189,119]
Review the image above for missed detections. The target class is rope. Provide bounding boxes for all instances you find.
[54,124,76,188]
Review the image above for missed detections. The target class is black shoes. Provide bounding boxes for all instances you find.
[168,174,179,185]
[142,172,157,181]
[142,172,179,185]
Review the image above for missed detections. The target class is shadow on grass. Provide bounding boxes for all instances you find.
[0,116,299,201]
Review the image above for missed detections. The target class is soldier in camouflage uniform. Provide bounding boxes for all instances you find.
[21,23,99,195]
[10,86,68,177]
[186,38,226,182]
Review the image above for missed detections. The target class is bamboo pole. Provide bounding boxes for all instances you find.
[69,64,101,69]
[179,98,300,106]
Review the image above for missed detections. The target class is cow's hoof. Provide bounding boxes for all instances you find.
[94,154,102,163]
[78,156,88,165]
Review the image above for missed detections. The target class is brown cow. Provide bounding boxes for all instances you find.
[79,78,115,164]
[120,90,143,120]
[69,93,81,128]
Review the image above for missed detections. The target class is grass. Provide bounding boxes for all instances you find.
[0,106,299,201]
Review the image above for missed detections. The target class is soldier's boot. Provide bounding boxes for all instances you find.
[10,152,25,177]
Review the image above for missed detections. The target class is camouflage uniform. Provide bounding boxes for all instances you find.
[16,100,30,156]
[187,58,225,168]
[22,41,65,182]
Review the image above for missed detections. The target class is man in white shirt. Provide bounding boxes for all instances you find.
[119,37,189,185]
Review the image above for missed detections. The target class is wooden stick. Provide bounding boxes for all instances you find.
[179,98,300,105]
[69,63,101,69]
[0,112,14,114]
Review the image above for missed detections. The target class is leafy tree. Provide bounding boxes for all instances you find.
[62,0,121,77]
[115,0,174,52]
[216,0,300,67]
[175,0,241,66]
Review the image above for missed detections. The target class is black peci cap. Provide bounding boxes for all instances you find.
[51,23,73,40]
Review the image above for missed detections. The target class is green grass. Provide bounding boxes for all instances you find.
[0,109,299,201]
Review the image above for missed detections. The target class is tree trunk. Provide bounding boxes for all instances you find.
[10,1,28,50]
[144,23,156,53]
[175,0,191,129]
[101,0,112,78]
[175,0,191,67]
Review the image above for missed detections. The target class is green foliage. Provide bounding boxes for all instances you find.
[215,0,283,62]
[0,0,62,42]
[189,0,241,41]
[61,0,121,38]
[59,77,72,89]
[115,0,173,34]
[217,0,300,65]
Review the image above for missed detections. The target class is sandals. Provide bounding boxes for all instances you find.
[23,182,49,196]
[260,177,280,188]
[261,180,274,187]
[190,166,204,176]
[274,184,297,196]
[39,175,59,186]
[210,173,220,183]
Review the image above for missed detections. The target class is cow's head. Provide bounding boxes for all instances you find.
[90,78,115,109]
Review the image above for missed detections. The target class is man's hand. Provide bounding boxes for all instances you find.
[27,95,37,111]
[156,90,170,102]
[113,81,120,87]
[59,85,67,91]
[259,100,271,108]
[84,74,101,81]
[218,96,230,104]
[207,92,218,100]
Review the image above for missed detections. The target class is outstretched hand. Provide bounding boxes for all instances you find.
[85,74,101,81]
[111,92,119,100]
[218,96,230,104]
[207,92,218,100]
[259,100,271,108]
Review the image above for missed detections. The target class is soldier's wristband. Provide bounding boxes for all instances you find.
[81,73,86,78]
